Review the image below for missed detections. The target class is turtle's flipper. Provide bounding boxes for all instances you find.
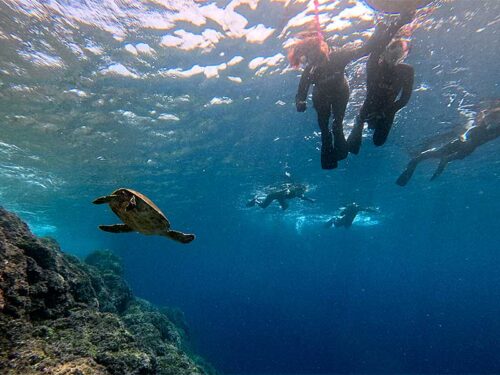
[93,195,118,204]
[99,224,134,233]
[166,230,195,244]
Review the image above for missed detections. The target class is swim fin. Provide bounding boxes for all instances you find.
[321,144,337,170]
[396,161,418,186]
[430,159,448,181]
[347,124,363,155]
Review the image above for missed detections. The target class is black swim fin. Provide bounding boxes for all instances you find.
[347,123,363,155]
[396,163,417,186]
[430,160,448,181]
[321,144,337,170]
[333,137,349,161]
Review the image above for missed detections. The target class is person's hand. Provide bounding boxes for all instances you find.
[296,100,307,112]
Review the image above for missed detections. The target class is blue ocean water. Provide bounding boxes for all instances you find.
[0,0,499,373]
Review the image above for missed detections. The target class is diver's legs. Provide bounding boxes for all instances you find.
[396,147,444,186]
[430,145,474,181]
[316,107,336,169]
[331,87,349,161]
[258,194,275,209]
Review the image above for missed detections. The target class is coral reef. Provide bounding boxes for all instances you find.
[0,207,215,375]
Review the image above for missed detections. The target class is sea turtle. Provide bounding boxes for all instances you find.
[92,188,195,244]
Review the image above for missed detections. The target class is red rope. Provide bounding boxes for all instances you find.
[313,0,324,42]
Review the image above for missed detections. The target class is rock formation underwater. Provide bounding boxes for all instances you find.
[0,207,215,375]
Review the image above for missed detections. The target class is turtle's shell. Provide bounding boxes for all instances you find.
[365,0,434,13]
[108,188,171,235]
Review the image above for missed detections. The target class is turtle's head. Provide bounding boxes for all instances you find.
[115,188,133,200]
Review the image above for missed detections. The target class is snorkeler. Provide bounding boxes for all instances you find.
[347,12,415,154]
[246,183,314,210]
[325,202,378,228]
[291,13,414,169]
[396,100,500,186]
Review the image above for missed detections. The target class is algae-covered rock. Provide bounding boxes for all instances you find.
[0,206,215,375]
[84,250,132,314]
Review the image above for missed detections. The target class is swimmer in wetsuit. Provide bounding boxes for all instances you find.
[348,12,415,153]
[292,13,414,169]
[325,202,378,228]
[292,36,378,169]
[396,100,500,186]
[246,183,315,210]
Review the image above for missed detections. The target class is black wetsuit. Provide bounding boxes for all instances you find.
[326,203,377,228]
[348,17,414,152]
[396,104,500,185]
[246,183,314,210]
[296,41,378,169]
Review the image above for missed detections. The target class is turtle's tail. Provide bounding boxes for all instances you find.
[166,230,195,244]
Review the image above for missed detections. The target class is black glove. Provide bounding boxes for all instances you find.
[296,100,307,112]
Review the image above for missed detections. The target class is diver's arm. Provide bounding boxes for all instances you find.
[387,11,415,39]
[296,65,313,111]
[338,23,388,64]
[341,35,379,63]
[367,11,416,61]
[393,64,414,111]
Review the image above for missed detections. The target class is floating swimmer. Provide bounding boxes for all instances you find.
[246,183,315,210]
[93,188,195,243]
[397,100,500,186]
[347,10,415,153]
[325,203,378,228]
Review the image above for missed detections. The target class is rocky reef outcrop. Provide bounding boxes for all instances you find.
[0,207,215,375]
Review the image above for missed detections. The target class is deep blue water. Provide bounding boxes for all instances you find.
[1,0,499,373]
